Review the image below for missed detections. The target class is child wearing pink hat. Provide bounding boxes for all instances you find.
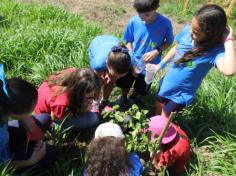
[148,115,191,174]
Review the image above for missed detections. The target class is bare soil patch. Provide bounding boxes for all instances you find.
[18,0,185,34]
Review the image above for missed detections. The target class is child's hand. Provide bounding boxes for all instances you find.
[28,141,46,165]
[143,50,159,62]
[151,149,164,172]
[146,63,160,74]
[152,158,163,172]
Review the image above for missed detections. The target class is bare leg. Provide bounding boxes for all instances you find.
[155,100,163,115]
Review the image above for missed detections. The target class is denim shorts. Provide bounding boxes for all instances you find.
[156,95,185,115]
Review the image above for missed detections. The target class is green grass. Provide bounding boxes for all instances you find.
[0,0,101,85]
[159,0,236,37]
[1,0,236,175]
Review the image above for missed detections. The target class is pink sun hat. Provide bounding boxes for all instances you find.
[148,115,177,144]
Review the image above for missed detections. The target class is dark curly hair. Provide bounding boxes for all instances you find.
[46,68,100,115]
[86,136,130,176]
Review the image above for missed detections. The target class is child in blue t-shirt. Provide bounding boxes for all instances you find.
[116,0,174,105]
[0,64,58,170]
[88,35,131,109]
[145,4,236,117]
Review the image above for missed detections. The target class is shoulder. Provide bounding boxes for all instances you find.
[51,91,69,106]
[175,25,191,43]
[127,15,141,25]
[179,25,191,35]
[91,35,120,45]
[157,13,172,25]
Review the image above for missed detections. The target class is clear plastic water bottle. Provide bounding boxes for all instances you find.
[134,59,146,74]
[145,64,158,84]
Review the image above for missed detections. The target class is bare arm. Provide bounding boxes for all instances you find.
[145,44,178,73]
[143,41,174,63]
[126,42,132,51]
[10,141,46,169]
[161,44,178,63]
[216,27,236,76]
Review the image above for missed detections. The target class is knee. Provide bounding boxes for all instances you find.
[89,112,99,127]
[32,113,52,131]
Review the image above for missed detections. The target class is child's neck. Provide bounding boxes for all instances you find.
[145,12,158,24]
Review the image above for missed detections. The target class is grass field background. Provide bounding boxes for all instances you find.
[0,0,236,175]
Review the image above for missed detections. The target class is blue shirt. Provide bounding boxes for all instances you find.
[158,25,225,106]
[128,152,143,176]
[83,152,143,176]
[88,35,120,71]
[0,123,10,163]
[123,13,174,66]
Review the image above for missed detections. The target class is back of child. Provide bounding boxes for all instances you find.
[148,116,190,174]
[88,35,131,109]
[116,0,174,104]
[84,122,143,176]
[0,64,58,170]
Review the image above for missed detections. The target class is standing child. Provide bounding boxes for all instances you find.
[84,122,143,176]
[0,64,57,169]
[116,0,174,105]
[88,35,131,109]
[34,67,101,130]
[148,115,190,174]
[146,4,236,117]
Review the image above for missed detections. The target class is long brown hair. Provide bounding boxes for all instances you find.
[175,4,227,65]
[87,136,130,176]
[46,68,100,115]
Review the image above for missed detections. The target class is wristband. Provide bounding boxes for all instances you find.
[224,38,235,43]
[156,47,163,55]
[159,60,166,69]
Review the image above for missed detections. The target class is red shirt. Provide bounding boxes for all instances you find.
[156,125,190,173]
[34,68,77,119]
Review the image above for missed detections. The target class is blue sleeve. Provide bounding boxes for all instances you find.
[88,35,120,71]
[0,64,8,96]
[128,152,143,176]
[165,20,174,45]
[175,25,190,43]
[0,124,10,163]
[123,19,134,43]
[213,47,225,65]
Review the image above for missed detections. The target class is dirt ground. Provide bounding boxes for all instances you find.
[18,0,184,34]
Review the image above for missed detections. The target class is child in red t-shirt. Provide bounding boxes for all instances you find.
[34,67,101,130]
[148,115,191,174]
